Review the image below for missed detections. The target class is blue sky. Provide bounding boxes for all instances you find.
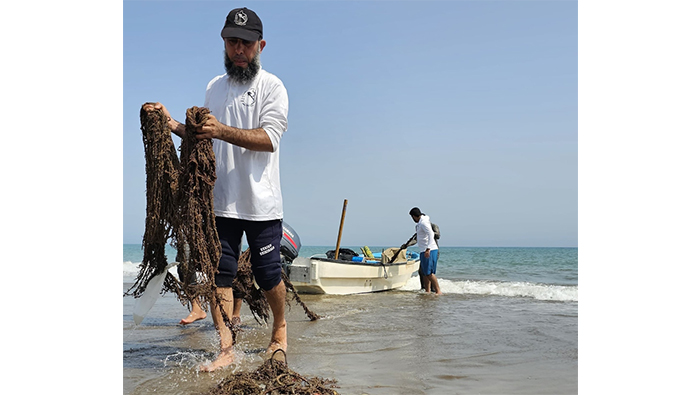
[123,0,578,247]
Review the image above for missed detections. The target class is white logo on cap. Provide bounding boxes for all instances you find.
[234,11,248,26]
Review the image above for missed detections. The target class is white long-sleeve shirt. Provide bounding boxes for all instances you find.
[204,69,289,220]
[416,215,438,251]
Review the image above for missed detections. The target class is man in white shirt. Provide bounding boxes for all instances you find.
[143,7,289,372]
[410,207,442,295]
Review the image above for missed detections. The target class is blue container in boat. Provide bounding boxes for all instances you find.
[351,256,364,262]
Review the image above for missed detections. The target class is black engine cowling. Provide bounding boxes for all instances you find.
[280,221,301,263]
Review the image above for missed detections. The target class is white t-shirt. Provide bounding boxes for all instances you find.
[416,215,439,251]
[203,70,289,220]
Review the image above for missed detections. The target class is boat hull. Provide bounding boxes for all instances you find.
[287,256,419,295]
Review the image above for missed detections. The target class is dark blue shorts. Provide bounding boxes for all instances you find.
[419,249,439,276]
[215,217,283,292]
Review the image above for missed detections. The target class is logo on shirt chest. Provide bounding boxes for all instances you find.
[241,88,257,107]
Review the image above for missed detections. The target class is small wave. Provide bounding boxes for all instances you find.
[400,276,577,302]
[123,261,179,281]
[123,261,141,278]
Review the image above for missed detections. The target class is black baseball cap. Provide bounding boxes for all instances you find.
[409,207,423,217]
[221,7,263,41]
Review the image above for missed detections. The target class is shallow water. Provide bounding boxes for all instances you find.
[123,282,577,394]
[124,246,577,394]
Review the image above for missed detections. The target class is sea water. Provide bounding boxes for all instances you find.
[123,245,577,394]
[123,245,577,302]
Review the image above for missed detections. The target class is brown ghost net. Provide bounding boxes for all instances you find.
[125,105,318,340]
[210,350,340,395]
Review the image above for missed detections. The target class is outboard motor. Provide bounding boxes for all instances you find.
[280,221,302,264]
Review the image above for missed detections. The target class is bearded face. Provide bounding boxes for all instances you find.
[224,46,261,84]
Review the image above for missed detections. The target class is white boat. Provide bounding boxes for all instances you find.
[286,249,419,295]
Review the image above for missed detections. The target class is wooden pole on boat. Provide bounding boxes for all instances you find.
[334,199,348,260]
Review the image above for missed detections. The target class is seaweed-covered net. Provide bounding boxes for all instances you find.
[125,105,318,334]
[210,351,339,395]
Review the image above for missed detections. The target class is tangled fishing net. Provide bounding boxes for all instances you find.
[210,351,339,395]
[125,104,318,335]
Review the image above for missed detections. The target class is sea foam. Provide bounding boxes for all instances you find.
[123,261,179,282]
[400,276,577,302]
[123,261,141,278]
[123,262,577,302]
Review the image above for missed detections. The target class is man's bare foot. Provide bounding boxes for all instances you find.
[199,348,235,372]
[179,310,207,325]
[266,321,287,356]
